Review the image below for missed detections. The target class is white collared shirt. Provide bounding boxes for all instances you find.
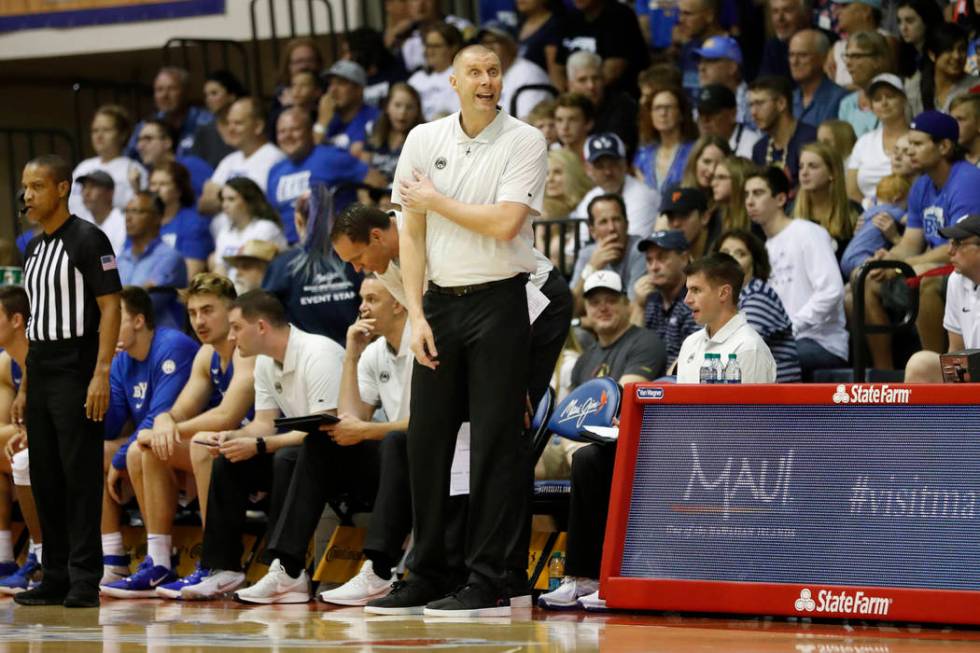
[391,110,548,287]
[254,325,345,416]
[944,271,980,348]
[676,312,777,384]
[358,320,413,420]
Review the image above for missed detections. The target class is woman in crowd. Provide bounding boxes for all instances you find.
[149,161,214,278]
[906,22,979,115]
[538,148,592,274]
[274,38,324,109]
[793,142,859,256]
[190,70,247,168]
[517,0,565,90]
[68,104,145,222]
[846,74,910,206]
[838,31,894,138]
[896,0,945,78]
[634,86,697,194]
[681,135,732,202]
[816,120,858,165]
[710,156,755,234]
[353,82,423,183]
[718,230,802,382]
[409,21,464,121]
[211,177,287,278]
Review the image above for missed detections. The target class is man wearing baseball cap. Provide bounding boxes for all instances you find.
[862,110,980,368]
[697,84,761,158]
[77,170,126,256]
[694,35,750,126]
[539,268,665,611]
[477,21,550,119]
[631,230,699,368]
[573,132,661,237]
[660,186,717,259]
[314,60,379,151]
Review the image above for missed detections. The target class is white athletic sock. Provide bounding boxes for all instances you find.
[0,530,12,562]
[147,533,172,569]
[30,540,42,565]
[102,532,124,558]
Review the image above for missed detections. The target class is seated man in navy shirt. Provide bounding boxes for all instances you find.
[314,61,380,152]
[118,192,188,330]
[97,286,199,594]
[267,108,387,244]
[749,76,818,190]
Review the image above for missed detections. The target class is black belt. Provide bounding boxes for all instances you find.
[428,273,528,297]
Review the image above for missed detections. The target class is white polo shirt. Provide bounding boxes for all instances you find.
[211,142,286,192]
[676,312,777,384]
[943,271,980,348]
[254,325,345,417]
[358,321,414,420]
[391,110,548,287]
[68,155,146,223]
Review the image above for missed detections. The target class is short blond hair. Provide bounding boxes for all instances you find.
[876,174,911,204]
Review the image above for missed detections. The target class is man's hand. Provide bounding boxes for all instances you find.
[151,420,182,461]
[321,415,369,446]
[128,166,143,192]
[633,275,656,308]
[86,371,110,421]
[11,389,25,426]
[194,431,228,458]
[398,170,441,213]
[410,314,439,370]
[346,318,376,359]
[871,213,901,245]
[107,465,126,504]
[219,436,259,463]
[316,94,336,129]
[589,233,624,270]
[4,429,26,462]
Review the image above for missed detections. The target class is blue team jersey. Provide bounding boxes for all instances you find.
[106,327,198,469]
[266,145,369,244]
[160,207,214,261]
[907,161,980,249]
[208,349,254,425]
[325,105,379,151]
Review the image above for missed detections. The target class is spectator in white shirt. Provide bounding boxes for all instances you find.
[746,166,849,378]
[198,98,286,217]
[408,22,463,121]
[572,133,661,237]
[211,178,287,279]
[477,21,551,119]
[69,104,146,223]
[904,214,980,382]
[76,171,126,256]
[846,74,910,206]
[677,252,777,382]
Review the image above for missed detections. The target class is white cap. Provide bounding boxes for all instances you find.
[868,73,905,96]
[583,270,624,296]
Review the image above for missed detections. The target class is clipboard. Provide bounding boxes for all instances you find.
[274,413,340,434]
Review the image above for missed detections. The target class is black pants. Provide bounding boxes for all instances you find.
[408,274,531,589]
[266,435,380,572]
[201,445,299,571]
[565,443,616,579]
[26,338,103,592]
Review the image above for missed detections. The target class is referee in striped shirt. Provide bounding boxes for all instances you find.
[13,155,121,608]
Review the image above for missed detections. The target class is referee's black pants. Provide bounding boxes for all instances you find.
[201,445,299,571]
[266,435,379,574]
[408,274,530,590]
[26,338,103,593]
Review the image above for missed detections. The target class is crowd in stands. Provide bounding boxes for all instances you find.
[4,0,980,613]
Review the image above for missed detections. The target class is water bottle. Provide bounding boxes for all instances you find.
[699,354,716,384]
[548,551,565,591]
[723,353,742,384]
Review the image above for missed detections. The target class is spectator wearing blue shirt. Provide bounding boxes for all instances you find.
[634,87,698,194]
[149,161,214,278]
[790,30,850,129]
[133,119,213,200]
[676,0,727,100]
[267,109,387,244]
[840,174,910,279]
[314,61,380,152]
[118,193,188,331]
[127,67,213,161]
[749,76,818,190]
[99,286,198,594]
[861,111,980,368]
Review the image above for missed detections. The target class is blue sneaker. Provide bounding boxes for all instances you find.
[100,558,177,599]
[155,563,209,600]
[0,553,41,595]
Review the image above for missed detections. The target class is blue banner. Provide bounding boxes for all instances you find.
[621,404,980,591]
[0,1,224,33]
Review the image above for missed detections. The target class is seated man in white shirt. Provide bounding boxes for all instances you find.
[676,253,777,383]
[572,133,661,237]
[77,171,126,256]
[904,214,980,382]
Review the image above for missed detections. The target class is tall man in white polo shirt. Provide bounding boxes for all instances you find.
[677,253,777,383]
[369,44,549,618]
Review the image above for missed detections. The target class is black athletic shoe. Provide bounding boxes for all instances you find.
[13,582,69,606]
[64,587,100,608]
[363,578,444,615]
[506,570,532,608]
[423,583,511,618]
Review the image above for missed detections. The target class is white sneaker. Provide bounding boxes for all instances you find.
[318,560,393,606]
[577,590,608,611]
[233,559,310,604]
[537,576,598,609]
[179,569,246,600]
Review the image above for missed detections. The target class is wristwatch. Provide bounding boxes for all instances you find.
[256,437,267,455]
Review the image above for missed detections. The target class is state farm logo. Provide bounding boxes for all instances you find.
[794,588,892,616]
[636,386,664,400]
[832,384,910,405]
[557,391,608,428]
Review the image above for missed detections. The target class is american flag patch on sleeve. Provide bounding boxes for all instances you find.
[101,255,117,271]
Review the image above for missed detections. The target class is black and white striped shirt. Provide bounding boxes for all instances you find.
[23,215,122,342]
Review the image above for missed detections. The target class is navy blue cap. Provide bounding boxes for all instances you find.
[940,214,980,240]
[477,20,517,42]
[660,186,708,214]
[910,110,959,144]
[638,229,691,252]
[584,132,627,162]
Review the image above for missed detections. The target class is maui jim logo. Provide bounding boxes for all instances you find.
[557,391,608,428]
[832,384,911,405]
